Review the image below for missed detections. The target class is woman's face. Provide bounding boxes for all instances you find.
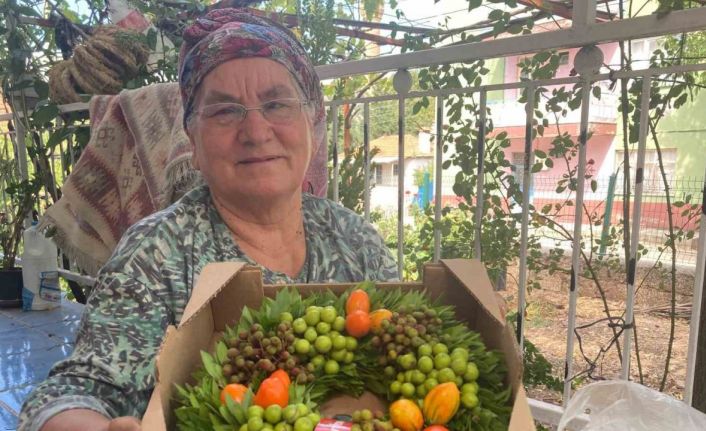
[187,57,313,204]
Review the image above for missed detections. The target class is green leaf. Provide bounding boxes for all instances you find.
[591,180,598,193]
[592,86,601,100]
[488,9,504,21]
[531,162,543,173]
[544,158,553,168]
[31,104,59,125]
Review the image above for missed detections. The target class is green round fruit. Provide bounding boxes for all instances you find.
[264,405,283,424]
[308,413,321,425]
[248,405,265,419]
[332,335,347,350]
[384,366,396,377]
[396,372,405,383]
[451,358,468,375]
[282,405,299,424]
[455,376,464,387]
[398,353,416,370]
[404,370,414,383]
[311,355,326,368]
[314,336,333,353]
[434,353,451,370]
[320,306,337,323]
[333,316,346,332]
[432,343,449,355]
[418,344,433,357]
[304,328,318,343]
[274,423,289,431]
[296,403,310,416]
[248,416,265,431]
[316,321,331,334]
[331,349,347,362]
[294,339,311,355]
[280,312,294,323]
[462,382,479,394]
[416,384,427,398]
[461,392,479,409]
[304,307,321,326]
[411,370,426,385]
[293,417,314,431]
[400,382,416,398]
[390,381,402,394]
[344,351,354,363]
[361,410,373,421]
[417,356,434,374]
[424,378,439,391]
[292,318,308,334]
[239,424,248,431]
[438,367,456,383]
[324,359,340,375]
[464,362,480,382]
[428,370,439,380]
[451,347,469,361]
[345,336,358,351]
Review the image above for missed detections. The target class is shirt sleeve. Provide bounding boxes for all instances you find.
[17,271,175,431]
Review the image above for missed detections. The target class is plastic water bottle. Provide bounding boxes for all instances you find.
[21,222,60,310]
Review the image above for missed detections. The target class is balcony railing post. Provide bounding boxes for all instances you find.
[433,95,444,262]
[393,69,412,278]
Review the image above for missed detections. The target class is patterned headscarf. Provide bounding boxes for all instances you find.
[178,7,328,196]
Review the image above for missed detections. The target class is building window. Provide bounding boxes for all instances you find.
[373,165,383,184]
[392,163,399,178]
[615,149,677,191]
[558,51,569,65]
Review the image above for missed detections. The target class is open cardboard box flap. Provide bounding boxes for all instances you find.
[142,259,534,430]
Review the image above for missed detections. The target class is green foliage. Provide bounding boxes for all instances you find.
[328,145,380,213]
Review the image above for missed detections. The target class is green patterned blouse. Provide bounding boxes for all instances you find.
[19,185,398,431]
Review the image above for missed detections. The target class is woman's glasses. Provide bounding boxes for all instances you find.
[191,98,310,127]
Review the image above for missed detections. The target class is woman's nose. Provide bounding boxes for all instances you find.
[237,109,273,144]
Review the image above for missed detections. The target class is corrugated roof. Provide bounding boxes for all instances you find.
[370,134,433,159]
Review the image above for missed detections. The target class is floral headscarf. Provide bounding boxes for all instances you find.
[178,7,327,196]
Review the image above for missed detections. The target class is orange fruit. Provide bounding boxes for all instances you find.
[345,310,371,338]
[270,369,291,387]
[369,309,393,331]
[220,383,248,405]
[253,376,289,408]
[423,427,449,431]
[346,289,370,315]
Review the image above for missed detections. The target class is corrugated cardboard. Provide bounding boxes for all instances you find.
[142,259,535,430]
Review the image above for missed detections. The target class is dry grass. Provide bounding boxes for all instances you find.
[500,258,694,405]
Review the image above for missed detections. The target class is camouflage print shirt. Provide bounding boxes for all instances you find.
[19,185,398,431]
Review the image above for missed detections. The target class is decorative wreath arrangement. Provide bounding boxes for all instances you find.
[175,284,512,431]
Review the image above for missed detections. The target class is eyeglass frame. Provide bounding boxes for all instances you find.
[187,98,312,128]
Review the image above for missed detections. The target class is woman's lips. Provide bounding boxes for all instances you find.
[238,156,282,165]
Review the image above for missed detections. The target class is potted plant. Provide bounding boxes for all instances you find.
[0,156,37,307]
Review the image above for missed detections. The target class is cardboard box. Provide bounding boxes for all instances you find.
[142,259,535,430]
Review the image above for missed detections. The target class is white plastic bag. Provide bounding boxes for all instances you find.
[558,381,706,431]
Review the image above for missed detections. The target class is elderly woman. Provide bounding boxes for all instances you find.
[19,8,397,431]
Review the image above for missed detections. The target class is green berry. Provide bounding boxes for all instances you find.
[464,362,480,381]
[416,384,427,398]
[462,382,479,394]
[390,381,402,394]
[411,370,426,385]
[400,382,416,398]
[264,405,283,424]
[294,339,311,355]
[432,343,448,355]
[282,405,299,424]
[418,344,433,357]
[248,405,265,419]
[417,356,434,374]
[304,307,321,326]
[324,359,340,374]
[280,312,294,323]
[333,316,346,332]
[292,318,307,334]
[434,353,451,370]
[314,336,333,353]
[248,416,264,431]
[345,336,358,351]
[331,349,347,362]
[461,392,479,409]
[332,335,347,350]
[304,327,318,342]
[315,321,331,334]
[320,306,337,323]
[308,412,321,425]
[438,367,456,383]
[451,358,468,375]
[293,417,314,431]
[424,378,439,391]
